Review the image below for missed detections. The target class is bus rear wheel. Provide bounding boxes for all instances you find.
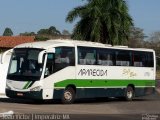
[125,86,134,101]
[61,87,75,104]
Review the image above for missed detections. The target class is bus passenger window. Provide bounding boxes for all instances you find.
[134,53,143,67]
[116,50,131,66]
[78,47,96,65]
[133,52,154,67]
[53,47,75,73]
[97,48,114,66]
[45,53,54,77]
[147,53,154,67]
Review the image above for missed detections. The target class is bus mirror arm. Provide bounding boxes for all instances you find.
[38,50,46,64]
[1,49,13,64]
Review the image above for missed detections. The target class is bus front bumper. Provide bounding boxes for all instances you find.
[5,89,43,100]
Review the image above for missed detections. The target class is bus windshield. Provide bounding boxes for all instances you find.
[7,48,44,81]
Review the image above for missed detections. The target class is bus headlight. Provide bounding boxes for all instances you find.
[30,86,42,91]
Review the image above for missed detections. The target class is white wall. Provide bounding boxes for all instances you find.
[0,54,11,98]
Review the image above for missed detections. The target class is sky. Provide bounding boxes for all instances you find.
[0,0,160,36]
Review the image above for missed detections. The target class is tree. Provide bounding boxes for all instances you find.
[3,27,13,36]
[37,26,61,36]
[149,32,160,43]
[147,31,160,70]
[62,30,71,35]
[128,27,145,48]
[66,0,133,45]
[37,29,49,35]
[48,26,61,35]
[35,36,49,41]
[20,32,36,36]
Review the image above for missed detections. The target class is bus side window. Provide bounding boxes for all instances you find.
[133,52,142,67]
[148,52,154,67]
[143,52,154,67]
[67,51,75,66]
[9,58,18,74]
[97,48,114,66]
[133,52,154,67]
[116,50,131,66]
[45,53,54,77]
[78,47,96,65]
[54,47,75,73]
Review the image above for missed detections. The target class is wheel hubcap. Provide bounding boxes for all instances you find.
[64,91,72,101]
[127,90,133,99]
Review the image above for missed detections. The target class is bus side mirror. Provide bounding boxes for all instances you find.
[1,49,13,64]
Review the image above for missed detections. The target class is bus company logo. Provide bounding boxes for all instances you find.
[122,69,137,78]
[142,114,159,120]
[78,69,107,77]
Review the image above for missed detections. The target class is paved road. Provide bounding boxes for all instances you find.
[0,91,160,120]
[0,93,160,114]
[0,81,160,120]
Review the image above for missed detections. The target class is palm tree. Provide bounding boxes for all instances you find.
[66,0,133,45]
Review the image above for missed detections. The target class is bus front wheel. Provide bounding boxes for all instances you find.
[125,86,134,101]
[61,87,75,104]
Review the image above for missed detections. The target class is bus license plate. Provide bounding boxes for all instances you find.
[17,93,23,96]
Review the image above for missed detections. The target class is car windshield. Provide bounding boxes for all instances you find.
[7,48,44,81]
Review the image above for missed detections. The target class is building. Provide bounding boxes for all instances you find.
[0,36,35,52]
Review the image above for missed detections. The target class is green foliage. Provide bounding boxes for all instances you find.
[66,0,133,45]
[48,26,61,35]
[35,35,49,41]
[3,27,13,36]
[36,26,62,41]
[37,26,61,36]
[19,26,70,41]
[20,32,35,36]
[37,29,48,35]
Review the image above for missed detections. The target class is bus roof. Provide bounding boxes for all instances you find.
[15,39,155,52]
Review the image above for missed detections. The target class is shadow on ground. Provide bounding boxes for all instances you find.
[0,91,159,105]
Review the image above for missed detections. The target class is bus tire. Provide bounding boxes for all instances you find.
[125,86,134,101]
[61,87,75,104]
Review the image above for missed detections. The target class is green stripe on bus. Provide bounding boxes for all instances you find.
[23,81,32,89]
[54,79,155,88]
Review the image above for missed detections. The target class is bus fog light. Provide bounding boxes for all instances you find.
[30,86,42,91]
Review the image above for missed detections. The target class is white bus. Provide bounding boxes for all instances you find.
[3,39,156,103]
[0,53,11,98]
